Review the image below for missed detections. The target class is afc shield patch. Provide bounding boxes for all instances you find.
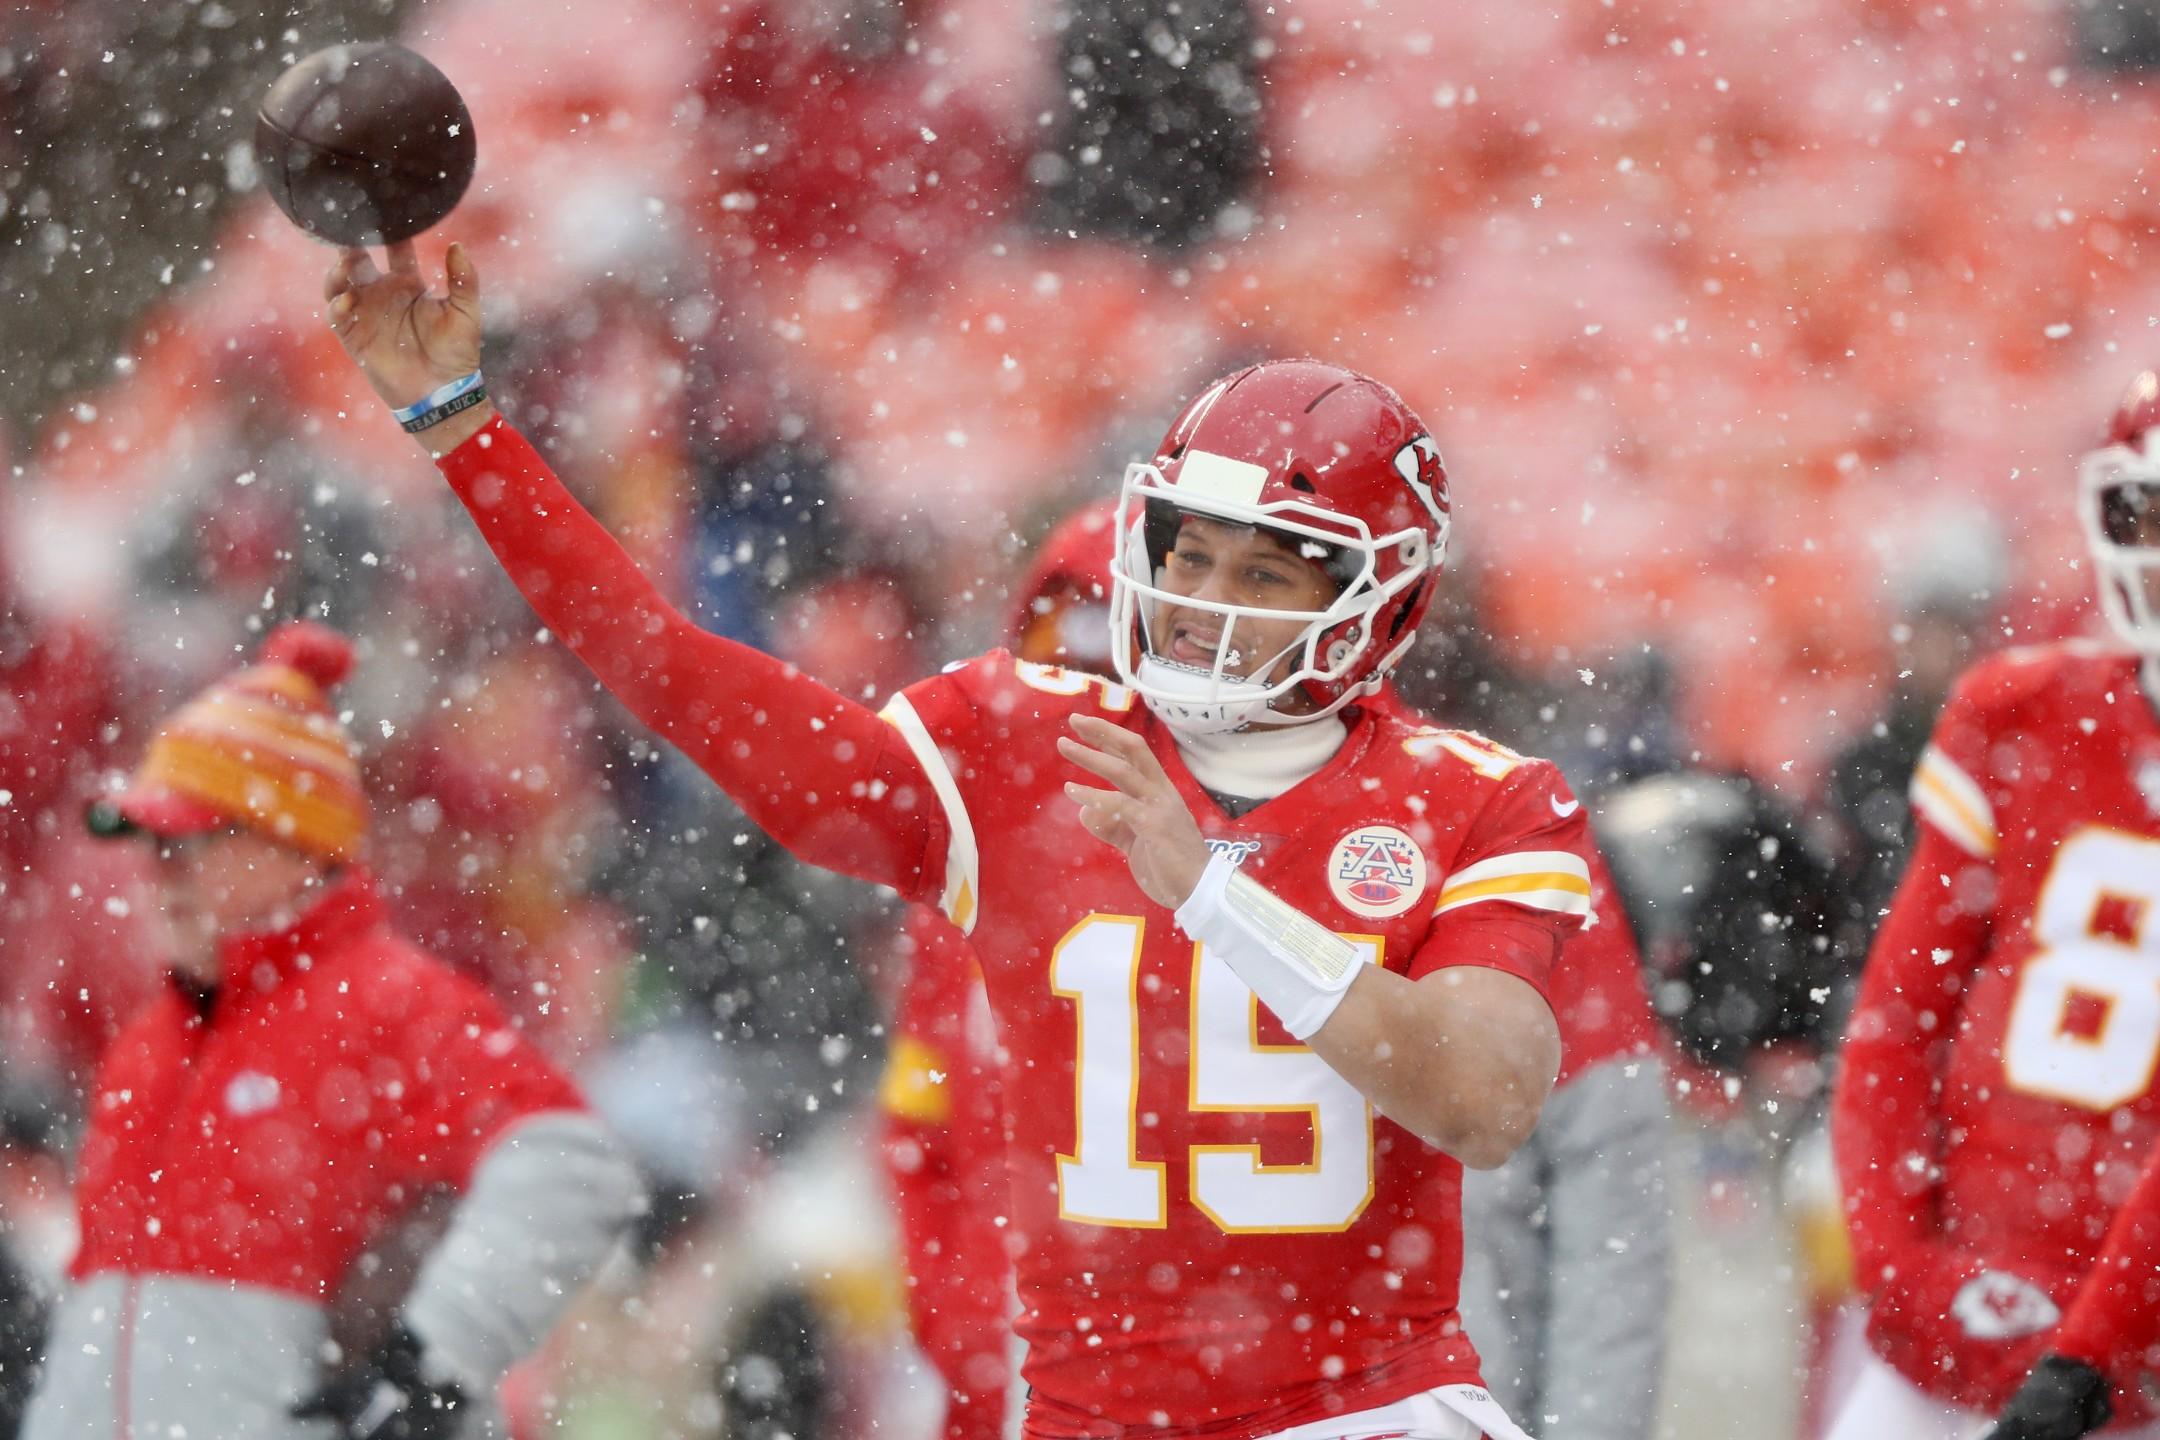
[1327,824,1428,920]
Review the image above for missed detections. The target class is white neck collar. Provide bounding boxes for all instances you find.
[1172,715,1349,804]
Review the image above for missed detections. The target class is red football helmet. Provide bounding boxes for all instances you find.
[1108,360,1450,733]
[2081,371,2160,651]
[1006,499,1117,668]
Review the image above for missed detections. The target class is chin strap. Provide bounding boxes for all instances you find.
[1133,656,1277,735]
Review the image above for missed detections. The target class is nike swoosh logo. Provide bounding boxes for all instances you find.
[1550,795,1581,818]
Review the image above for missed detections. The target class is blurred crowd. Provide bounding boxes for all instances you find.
[6,0,2160,1436]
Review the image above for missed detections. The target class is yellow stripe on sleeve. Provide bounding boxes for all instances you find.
[1911,746,1997,858]
[1433,849,1594,918]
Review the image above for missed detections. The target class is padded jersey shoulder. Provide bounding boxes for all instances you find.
[1951,638,2137,724]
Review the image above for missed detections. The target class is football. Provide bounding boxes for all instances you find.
[254,41,476,247]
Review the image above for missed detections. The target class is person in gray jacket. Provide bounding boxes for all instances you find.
[1454,838,1674,1440]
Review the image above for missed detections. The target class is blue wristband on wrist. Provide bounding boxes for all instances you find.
[393,371,485,425]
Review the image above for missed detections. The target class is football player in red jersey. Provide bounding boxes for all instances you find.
[884,503,1674,1440]
[1828,372,2160,1440]
[324,242,1596,1440]
[881,500,1117,1440]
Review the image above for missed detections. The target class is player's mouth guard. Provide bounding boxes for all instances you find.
[1132,622,1311,734]
[1175,851,1367,1040]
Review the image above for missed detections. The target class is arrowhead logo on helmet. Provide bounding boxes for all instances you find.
[1392,435,1451,530]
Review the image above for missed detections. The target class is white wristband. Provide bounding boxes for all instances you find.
[1175,851,1367,1040]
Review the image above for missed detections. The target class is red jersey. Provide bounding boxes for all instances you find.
[880,680,1649,1440]
[879,784,1654,1440]
[1836,641,2160,1414]
[436,418,1593,1437]
[885,655,1592,1437]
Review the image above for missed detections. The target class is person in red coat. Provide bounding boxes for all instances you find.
[22,622,642,1440]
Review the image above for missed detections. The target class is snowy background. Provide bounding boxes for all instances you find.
[5,0,2159,1436]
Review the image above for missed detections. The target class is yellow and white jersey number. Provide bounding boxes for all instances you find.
[1402,727,1524,780]
[1051,913,1378,1233]
[2003,828,2160,1112]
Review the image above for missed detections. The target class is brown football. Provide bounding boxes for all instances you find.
[255,42,476,247]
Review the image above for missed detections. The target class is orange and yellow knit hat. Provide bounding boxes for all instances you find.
[105,621,369,862]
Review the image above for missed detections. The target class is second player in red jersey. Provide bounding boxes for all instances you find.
[323,243,1591,1440]
[1833,374,2160,1440]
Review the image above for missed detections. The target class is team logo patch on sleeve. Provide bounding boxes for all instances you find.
[1951,1271,2061,1340]
[1327,825,1428,919]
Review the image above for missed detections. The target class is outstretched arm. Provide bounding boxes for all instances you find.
[322,243,947,899]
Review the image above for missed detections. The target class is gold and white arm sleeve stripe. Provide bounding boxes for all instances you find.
[1910,743,1997,859]
[1433,850,1593,919]
[877,694,982,933]
[1175,852,1367,1041]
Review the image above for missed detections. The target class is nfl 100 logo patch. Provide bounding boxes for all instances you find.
[1327,825,1428,919]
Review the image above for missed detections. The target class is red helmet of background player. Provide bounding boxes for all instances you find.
[1108,360,1450,734]
[1008,499,1117,668]
[2081,370,2160,652]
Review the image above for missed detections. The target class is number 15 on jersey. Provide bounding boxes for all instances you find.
[1051,913,1380,1235]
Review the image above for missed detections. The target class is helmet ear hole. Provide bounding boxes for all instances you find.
[1289,472,1319,494]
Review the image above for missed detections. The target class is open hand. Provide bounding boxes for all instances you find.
[323,240,487,442]
[1059,714,1210,909]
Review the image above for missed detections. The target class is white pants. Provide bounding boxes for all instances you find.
[1263,1385,1538,1440]
[1822,1348,2160,1440]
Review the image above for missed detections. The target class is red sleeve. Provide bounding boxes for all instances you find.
[1551,843,1661,1087]
[1908,664,2003,862]
[1832,824,1996,1286]
[438,417,947,902]
[2051,1146,2160,1381]
[1410,758,1595,999]
[880,911,1012,1440]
